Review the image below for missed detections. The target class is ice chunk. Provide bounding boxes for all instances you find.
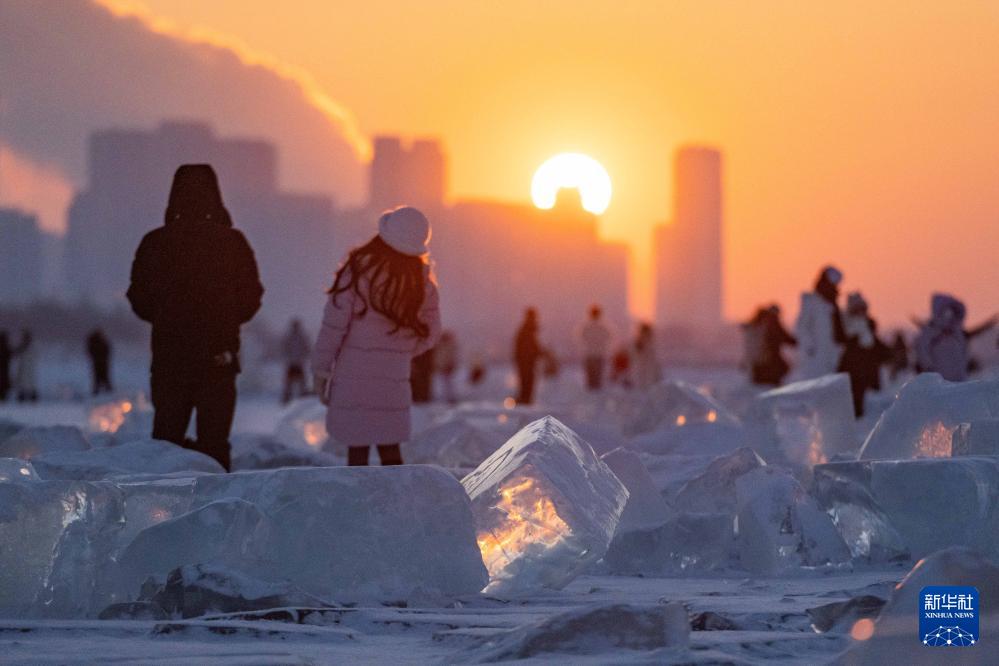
[748,373,857,470]
[474,602,689,660]
[0,425,90,460]
[30,439,223,481]
[231,433,339,470]
[811,463,909,563]
[807,595,886,634]
[148,563,333,618]
[734,466,850,575]
[841,547,999,665]
[814,457,999,560]
[0,457,39,481]
[273,397,334,453]
[406,418,507,469]
[86,393,153,443]
[0,419,24,444]
[950,419,999,456]
[191,466,488,601]
[0,478,123,618]
[673,447,766,514]
[462,416,628,593]
[114,477,198,552]
[601,448,673,533]
[117,498,267,598]
[602,512,736,575]
[860,373,999,460]
[625,379,736,437]
[628,420,748,457]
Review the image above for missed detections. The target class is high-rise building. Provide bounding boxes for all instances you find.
[368,136,445,213]
[0,207,43,305]
[654,146,723,331]
[66,121,337,325]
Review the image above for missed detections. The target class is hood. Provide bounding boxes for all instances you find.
[164,164,232,227]
[930,292,966,327]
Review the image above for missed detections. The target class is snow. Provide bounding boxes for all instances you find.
[749,373,857,471]
[462,416,628,593]
[860,373,999,460]
[734,466,850,575]
[470,602,689,660]
[840,547,999,665]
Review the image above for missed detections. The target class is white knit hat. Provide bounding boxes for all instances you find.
[378,206,431,256]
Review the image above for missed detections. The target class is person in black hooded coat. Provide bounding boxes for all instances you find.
[127,164,263,470]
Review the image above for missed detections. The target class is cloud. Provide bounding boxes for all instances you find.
[0,0,367,204]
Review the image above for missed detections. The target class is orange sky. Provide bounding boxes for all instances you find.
[96,1,999,324]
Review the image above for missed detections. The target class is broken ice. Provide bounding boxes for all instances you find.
[735,466,850,575]
[860,373,999,460]
[462,416,628,594]
[814,457,999,560]
[748,373,856,470]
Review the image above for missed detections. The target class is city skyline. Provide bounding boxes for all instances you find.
[2,0,999,327]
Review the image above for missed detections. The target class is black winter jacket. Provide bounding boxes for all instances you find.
[127,217,263,373]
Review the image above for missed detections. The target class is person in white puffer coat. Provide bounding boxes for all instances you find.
[791,266,846,381]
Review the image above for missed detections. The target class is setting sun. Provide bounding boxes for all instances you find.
[531,153,612,215]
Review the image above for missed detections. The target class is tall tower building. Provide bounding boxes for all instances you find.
[367,136,445,213]
[654,146,723,330]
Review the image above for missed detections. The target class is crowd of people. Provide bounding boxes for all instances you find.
[741,265,997,416]
[3,164,997,472]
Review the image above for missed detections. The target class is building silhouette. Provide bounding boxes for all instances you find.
[0,207,43,305]
[65,121,337,325]
[654,146,723,332]
[338,135,630,354]
[369,136,446,213]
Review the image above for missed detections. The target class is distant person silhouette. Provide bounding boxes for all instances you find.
[280,319,311,404]
[0,331,11,401]
[514,308,542,405]
[13,330,39,402]
[631,322,663,391]
[887,332,909,382]
[914,293,995,382]
[312,206,441,467]
[579,304,612,391]
[127,164,263,471]
[410,349,435,404]
[793,266,846,380]
[610,346,632,388]
[86,328,113,395]
[837,292,887,417]
[744,305,796,386]
[434,330,459,404]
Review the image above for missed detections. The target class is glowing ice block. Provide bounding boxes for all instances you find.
[462,416,628,593]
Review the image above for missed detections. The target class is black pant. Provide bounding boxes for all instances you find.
[92,360,112,395]
[348,444,403,466]
[282,363,307,404]
[517,362,536,405]
[584,356,604,391]
[151,368,236,471]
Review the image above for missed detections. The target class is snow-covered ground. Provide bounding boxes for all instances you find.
[2,358,997,664]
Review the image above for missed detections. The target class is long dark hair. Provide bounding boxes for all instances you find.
[329,236,431,338]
